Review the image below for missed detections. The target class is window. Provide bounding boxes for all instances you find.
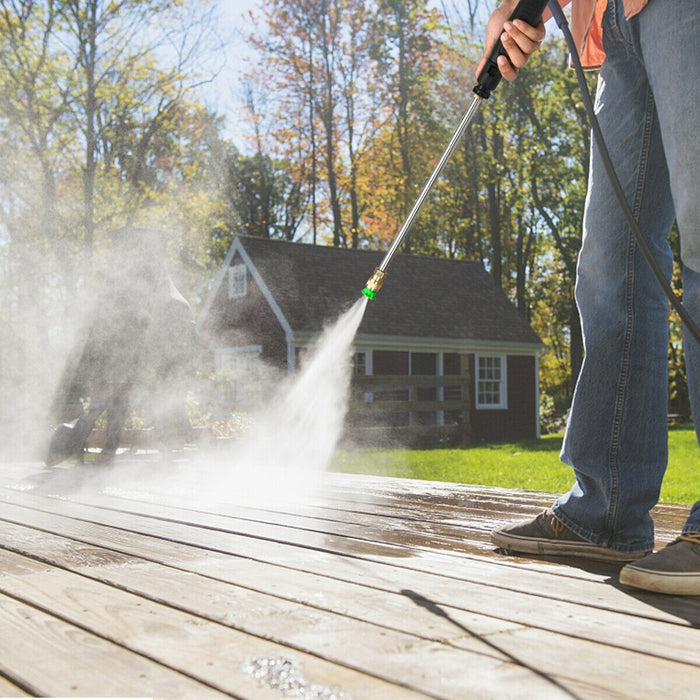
[215,346,262,403]
[476,355,507,409]
[228,264,247,298]
[353,352,367,376]
[215,347,260,374]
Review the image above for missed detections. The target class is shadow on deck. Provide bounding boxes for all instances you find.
[0,457,698,699]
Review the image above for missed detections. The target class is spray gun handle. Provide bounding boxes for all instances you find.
[473,0,550,99]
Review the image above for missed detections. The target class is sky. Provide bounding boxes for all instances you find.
[202,1,553,147]
[202,0,262,145]
[202,0,461,147]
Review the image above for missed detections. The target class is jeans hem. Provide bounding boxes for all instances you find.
[552,504,654,554]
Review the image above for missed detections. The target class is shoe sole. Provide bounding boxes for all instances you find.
[619,565,700,595]
[492,530,647,562]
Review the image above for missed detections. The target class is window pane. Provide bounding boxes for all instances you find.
[477,355,505,408]
[228,265,247,298]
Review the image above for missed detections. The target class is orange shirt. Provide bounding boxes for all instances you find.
[550,0,650,68]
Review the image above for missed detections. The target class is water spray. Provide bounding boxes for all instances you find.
[362,0,549,300]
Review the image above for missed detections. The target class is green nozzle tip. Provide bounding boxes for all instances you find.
[362,287,376,299]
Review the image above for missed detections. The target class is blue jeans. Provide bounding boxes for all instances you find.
[551,0,700,553]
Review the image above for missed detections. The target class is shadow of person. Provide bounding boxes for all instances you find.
[607,576,700,627]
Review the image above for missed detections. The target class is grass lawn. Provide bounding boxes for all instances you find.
[331,425,699,506]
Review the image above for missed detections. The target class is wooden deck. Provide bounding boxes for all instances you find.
[0,457,699,699]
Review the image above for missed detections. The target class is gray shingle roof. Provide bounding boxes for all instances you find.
[230,236,541,346]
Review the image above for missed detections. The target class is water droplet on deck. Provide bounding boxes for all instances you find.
[242,655,352,700]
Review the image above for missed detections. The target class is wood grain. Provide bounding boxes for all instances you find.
[0,463,698,699]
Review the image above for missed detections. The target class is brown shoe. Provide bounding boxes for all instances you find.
[492,510,648,562]
[619,534,700,595]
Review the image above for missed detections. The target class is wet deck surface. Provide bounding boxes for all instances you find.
[0,458,699,699]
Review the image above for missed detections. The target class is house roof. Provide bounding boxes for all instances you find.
[201,236,542,349]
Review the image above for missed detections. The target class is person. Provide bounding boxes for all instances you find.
[482,0,700,595]
[46,253,148,466]
[46,228,196,465]
[142,275,197,453]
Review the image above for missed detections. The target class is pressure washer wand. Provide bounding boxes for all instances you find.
[362,0,549,299]
[361,95,483,299]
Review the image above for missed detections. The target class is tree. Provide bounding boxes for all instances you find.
[0,1,83,445]
[330,0,376,248]
[510,43,593,388]
[245,0,448,251]
[212,145,306,255]
[0,0,224,265]
[367,0,445,254]
[0,1,79,289]
[247,0,323,242]
[439,0,486,32]
[57,0,223,248]
[248,0,379,248]
[0,0,227,454]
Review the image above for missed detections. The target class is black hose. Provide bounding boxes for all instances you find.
[547,0,700,346]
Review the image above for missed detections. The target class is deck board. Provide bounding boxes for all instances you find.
[1,460,699,699]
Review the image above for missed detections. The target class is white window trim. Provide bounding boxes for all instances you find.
[475,353,508,410]
[228,264,247,299]
[353,351,367,377]
[361,351,374,403]
[437,352,445,426]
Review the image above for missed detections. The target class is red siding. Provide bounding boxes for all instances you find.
[468,354,537,442]
[373,350,409,375]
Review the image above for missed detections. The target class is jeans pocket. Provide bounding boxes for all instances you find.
[603,0,634,53]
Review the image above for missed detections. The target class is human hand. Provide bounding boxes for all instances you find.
[477,1,546,82]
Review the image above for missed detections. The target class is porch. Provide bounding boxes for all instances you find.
[0,459,698,699]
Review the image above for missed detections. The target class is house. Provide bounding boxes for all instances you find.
[197,236,544,445]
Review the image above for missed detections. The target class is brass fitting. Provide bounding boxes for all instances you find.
[364,267,386,295]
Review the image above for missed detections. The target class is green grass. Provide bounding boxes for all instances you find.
[331,426,700,506]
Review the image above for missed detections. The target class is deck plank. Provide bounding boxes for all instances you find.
[0,677,29,698]
[2,493,699,669]
[1,529,698,699]
[0,591,231,699]
[0,510,573,698]
[1,462,699,699]
[3,486,697,628]
[0,548,434,699]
